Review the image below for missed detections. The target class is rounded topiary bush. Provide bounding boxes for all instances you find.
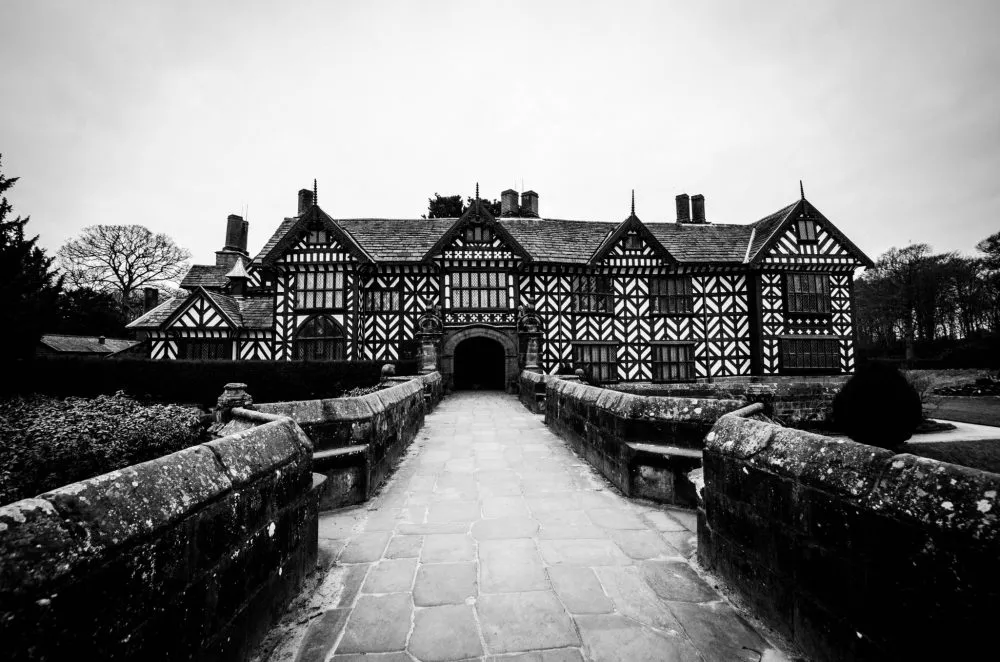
[833,362,922,449]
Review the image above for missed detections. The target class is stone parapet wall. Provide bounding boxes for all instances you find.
[699,408,1000,661]
[518,370,556,413]
[543,376,744,506]
[612,375,847,429]
[0,413,320,661]
[246,373,442,509]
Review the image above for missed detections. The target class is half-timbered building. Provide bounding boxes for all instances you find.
[129,185,873,389]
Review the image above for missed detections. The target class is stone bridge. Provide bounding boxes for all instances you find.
[261,391,781,662]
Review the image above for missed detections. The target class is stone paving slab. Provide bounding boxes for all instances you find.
[277,391,787,662]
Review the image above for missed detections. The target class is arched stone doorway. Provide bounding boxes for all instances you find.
[454,336,505,389]
[441,326,519,392]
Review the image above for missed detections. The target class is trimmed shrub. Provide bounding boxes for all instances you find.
[833,363,922,449]
[0,357,415,405]
[0,393,203,504]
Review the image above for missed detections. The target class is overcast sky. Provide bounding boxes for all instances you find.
[2,0,998,267]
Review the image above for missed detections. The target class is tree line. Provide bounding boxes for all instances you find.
[855,233,1000,363]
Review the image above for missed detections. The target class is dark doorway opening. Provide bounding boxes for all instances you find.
[454,336,506,390]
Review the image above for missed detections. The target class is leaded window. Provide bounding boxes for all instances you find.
[652,343,695,382]
[649,276,694,314]
[623,234,643,250]
[781,337,839,370]
[306,228,328,245]
[363,284,401,312]
[463,225,493,244]
[786,273,830,314]
[796,219,817,242]
[572,275,613,313]
[293,315,345,361]
[294,271,345,309]
[451,271,508,309]
[177,339,230,360]
[573,343,618,383]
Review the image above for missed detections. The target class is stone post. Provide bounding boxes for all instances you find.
[420,338,438,373]
[215,382,253,426]
[525,335,542,373]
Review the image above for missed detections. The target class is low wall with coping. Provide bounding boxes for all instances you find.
[518,370,558,414]
[542,375,744,506]
[699,406,1000,661]
[0,410,320,661]
[226,373,442,510]
[612,376,847,429]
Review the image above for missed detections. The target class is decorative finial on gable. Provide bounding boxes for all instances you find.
[475,182,480,201]
[799,180,804,200]
[314,179,318,206]
[631,189,636,217]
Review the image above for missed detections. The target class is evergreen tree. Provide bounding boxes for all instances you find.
[422,192,503,219]
[0,155,62,358]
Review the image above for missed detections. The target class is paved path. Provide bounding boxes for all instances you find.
[289,392,779,662]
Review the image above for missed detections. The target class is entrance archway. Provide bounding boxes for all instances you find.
[440,326,519,392]
[453,336,505,390]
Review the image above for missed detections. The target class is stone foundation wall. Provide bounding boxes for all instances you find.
[246,373,442,509]
[0,413,319,661]
[543,377,743,506]
[612,375,847,429]
[699,408,1000,661]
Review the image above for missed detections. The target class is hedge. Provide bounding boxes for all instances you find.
[0,393,204,504]
[1,357,419,405]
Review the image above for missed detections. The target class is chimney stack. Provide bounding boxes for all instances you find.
[675,194,690,223]
[217,214,248,268]
[98,335,106,345]
[520,190,539,218]
[224,214,245,251]
[298,188,314,215]
[501,189,519,217]
[143,287,159,313]
[691,194,706,223]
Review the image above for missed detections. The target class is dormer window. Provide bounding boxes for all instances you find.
[306,229,327,245]
[795,218,817,243]
[464,226,492,244]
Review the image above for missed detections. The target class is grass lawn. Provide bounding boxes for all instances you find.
[925,396,1000,427]
[903,439,1000,475]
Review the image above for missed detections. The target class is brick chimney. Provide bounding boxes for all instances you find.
[691,194,706,223]
[143,287,159,313]
[216,214,248,268]
[501,189,519,217]
[676,194,690,223]
[298,188,314,215]
[520,190,539,218]
[223,214,245,251]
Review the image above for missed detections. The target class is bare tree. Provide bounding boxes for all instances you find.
[58,225,190,319]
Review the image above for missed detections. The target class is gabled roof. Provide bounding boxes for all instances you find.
[127,297,186,328]
[421,197,530,261]
[647,222,755,263]
[747,198,874,267]
[38,334,140,354]
[163,286,239,328]
[127,290,273,330]
[180,264,231,290]
[589,212,676,265]
[339,218,455,262]
[254,205,374,266]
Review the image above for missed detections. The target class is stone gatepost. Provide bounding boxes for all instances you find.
[214,382,253,427]
[517,303,543,374]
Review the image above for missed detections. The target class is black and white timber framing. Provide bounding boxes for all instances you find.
[128,186,873,383]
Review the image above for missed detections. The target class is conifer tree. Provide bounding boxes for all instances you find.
[0,155,62,358]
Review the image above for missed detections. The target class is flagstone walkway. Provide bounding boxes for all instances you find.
[287,391,784,662]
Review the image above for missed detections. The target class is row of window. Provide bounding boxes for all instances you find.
[290,272,834,314]
[573,337,840,382]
